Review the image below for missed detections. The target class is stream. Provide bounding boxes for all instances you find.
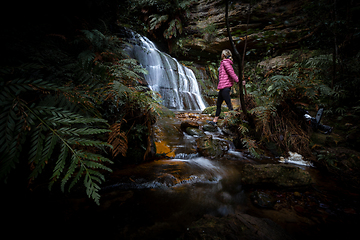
[4,111,359,240]
[53,111,357,240]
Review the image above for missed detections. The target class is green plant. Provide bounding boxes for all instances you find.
[317,151,339,171]
[0,75,113,205]
[0,25,161,204]
[242,137,262,159]
[245,55,335,157]
[130,0,196,41]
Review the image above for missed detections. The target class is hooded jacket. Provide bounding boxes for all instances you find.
[217,58,239,90]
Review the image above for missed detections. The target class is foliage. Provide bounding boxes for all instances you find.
[245,54,335,157]
[1,21,161,204]
[242,137,262,159]
[0,69,113,205]
[301,0,360,117]
[316,151,339,171]
[128,0,197,42]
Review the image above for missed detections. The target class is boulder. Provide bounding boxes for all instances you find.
[203,123,218,132]
[241,163,313,188]
[186,127,206,137]
[180,120,199,132]
[196,135,228,158]
[257,55,292,72]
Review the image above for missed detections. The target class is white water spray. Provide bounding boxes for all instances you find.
[126,33,207,111]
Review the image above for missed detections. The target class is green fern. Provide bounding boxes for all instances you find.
[0,73,113,205]
[164,19,182,39]
[1,26,160,205]
[149,14,169,30]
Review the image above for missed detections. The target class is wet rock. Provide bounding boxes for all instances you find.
[155,173,179,187]
[180,120,199,131]
[250,190,276,208]
[221,127,237,136]
[241,163,313,188]
[181,213,294,240]
[186,127,205,137]
[196,135,227,158]
[203,123,217,132]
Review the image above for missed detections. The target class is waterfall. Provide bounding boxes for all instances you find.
[126,33,207,111]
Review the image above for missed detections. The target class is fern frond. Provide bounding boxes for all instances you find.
[60,152,80,192]
[40,106,108,126]
[84,171,102,205]
[0,105,26,182]
[149,14,169,30]
[57,127,111,136]
[51,142,69,182]
[21,102,112,206]
[78,50,96,63]
[67,165,84,192]
[242,137,262,159]
[305,54,332,68]
[40,132,58,164]
[67,137,111,148]
[58,149,113,205]
[28,125,46,177]
[108,122,128,157]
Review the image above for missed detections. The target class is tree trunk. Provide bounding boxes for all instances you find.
[241,11,250,96]
[225,0,248,117]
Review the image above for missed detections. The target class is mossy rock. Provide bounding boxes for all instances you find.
[186,127,206,137]
[241,164,313,188]
[203,123,218,132]
[202,106,227,118]
[201,106,217,114]
[196,135,227,158]
[180,120,200,131]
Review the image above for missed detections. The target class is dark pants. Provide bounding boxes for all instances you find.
[215,87,233,117]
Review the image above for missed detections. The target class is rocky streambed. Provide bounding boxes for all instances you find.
[7,111,359,240]
[94,111,359,240]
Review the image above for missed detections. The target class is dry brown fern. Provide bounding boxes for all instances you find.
[108,122,128,158]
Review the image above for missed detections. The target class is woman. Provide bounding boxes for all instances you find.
[208,49,239,126]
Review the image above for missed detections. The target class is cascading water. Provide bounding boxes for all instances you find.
[126,32,207,111]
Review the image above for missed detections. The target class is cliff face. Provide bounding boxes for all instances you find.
[179,0,309,62]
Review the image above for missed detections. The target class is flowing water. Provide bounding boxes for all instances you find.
[10,113,357,240]
[126,32,207,111]
[92,113,358,240]
[97,113,255,239]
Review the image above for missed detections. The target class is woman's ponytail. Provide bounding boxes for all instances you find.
[221,49,233,61]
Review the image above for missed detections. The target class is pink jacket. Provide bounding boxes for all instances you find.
[217,59,239,90]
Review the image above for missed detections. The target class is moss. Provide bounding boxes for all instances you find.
[202,106,228,118]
